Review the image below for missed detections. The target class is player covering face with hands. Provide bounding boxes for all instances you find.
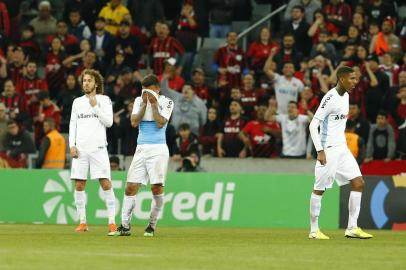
[113,74,174,237]
[308,66,373,240]
[69,69,116,234]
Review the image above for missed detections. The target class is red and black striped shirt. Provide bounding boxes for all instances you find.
[0,94,27,113]
[149,36,185,75]
[45,52,66,93]
[16,76,48,117]
[214,46,246,88]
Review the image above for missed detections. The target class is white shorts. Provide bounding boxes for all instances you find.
[70,147,111,180]
[314,145,362,191]
[127,144,169,186]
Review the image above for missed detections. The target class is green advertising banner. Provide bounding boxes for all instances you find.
[0,170,339,229]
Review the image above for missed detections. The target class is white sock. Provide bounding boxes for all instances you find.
[104,188,116,224]
[310,193,322,233]
[121,195,136,228]
[74,190,86,224]
[348,191,362,230]
[149,194,164,229]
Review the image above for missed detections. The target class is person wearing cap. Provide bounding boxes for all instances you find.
[158,58,185,92]
[369,16,402,61]
[364,54,390,123]
[34,91,61,146]
[113,20,142,70]
[35,117,66,169]
[191,67,212,105]
[90,17,115,66]
[29,1,57,44]
[99,0,130,35]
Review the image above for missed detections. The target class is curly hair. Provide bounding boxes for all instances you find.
[80,69,104,94]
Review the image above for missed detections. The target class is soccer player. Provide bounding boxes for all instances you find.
[308,66,373,240]
[114,74,174,237]
[69,69,116,234]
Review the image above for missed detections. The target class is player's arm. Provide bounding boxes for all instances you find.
[69,100,79,158]
[91,96,113,127]
[131,95,147,128]
[309,118,326,165]
[149,95,174,128]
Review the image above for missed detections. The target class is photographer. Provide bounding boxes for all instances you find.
[173,123,203,172]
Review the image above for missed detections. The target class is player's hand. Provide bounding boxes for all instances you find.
[89,96,97,107]
[70,146,79,159]
[317,150,326,165]
[306,154,313,160]
[142,91,148,104]
[147,93,157,105]
[217,147,225,157]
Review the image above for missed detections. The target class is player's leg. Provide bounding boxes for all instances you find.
[71,152,89,232]
[309,147,339,239]
[99,178,117,233]
[336,150,373,239]
[144,145,169,237]
[115,148,147,236]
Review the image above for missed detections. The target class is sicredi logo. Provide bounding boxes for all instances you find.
[132,182,235,221]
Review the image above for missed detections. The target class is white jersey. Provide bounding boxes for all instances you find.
[69,94,113,152]
[276,114,309,156]
[273,73,304,114]
[313,88,348,149]
[132,94,173,145]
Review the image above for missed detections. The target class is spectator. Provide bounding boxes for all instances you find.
[217,100,246,158]
[218,87,242,121]
[199,107,221,156]
[158,58,185,92]
[35,117,66,169]
[345,119,365,165]
[284,0,321,25]
[7,46,26,86]
[308,54,333,95]
[366,0,396,26]
[0,1,10,37]
[298,86,319,114]
[365,54,390,122]
[173,122,200,162]
[149,22,185,75]
[348,102,371,144]
[247,27,278,78]
[29,1,57,44]
[110,67,140,112]
[109,156,121,171]
[310,30,336,60]
[369,17,402,61]
[15,61,48,118]
[379,53,400,87]
[264,54,304,114]
[89,17,115,67]
[272,33,303,71]
[352,12,369,44]
[191,67,212,105]
[239,104,281,158]
[208,0,233,38]
[1,79,28,119]
[34,91,61,146]
[63,0,99,31]
[214,31,247,89]
[45,37,66,99]
[19,25,41,62]
[275,101,311,158]
[161,78,207,135]
[393,84,406,128]
[0,103,7,151]
[57,74,82,132]
[127,0,165,34]
[240,73,260,118]
[68,8,92,40]
[73,50,98,77]
[105,49,130,84]
[98,0,130,35]
[323,0,352,24]
[282,5,312,57]
[308,9,340,45]
[113,99,138,156]
[47,20,80,56]
[113,20,142,70]
[365,110,396,162]
[1,120,36,168]
[172,1,199,81]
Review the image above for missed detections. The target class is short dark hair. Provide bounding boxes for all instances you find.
[109,156,120,165]
[288,101,298,106]
[292,5,305,13]
[141,74,160,88]
[336,66,354,80]
[179,123,190,131]
[346,120,356,130]
[283,61,295,68]
[377,110,388,117]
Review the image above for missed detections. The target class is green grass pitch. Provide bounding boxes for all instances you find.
[1,225,406,270]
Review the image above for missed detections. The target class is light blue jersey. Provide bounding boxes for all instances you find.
[132,94,174,145]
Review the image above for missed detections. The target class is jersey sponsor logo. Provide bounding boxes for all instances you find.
[321,94,333,109]
[334,114,347,120]
[153,52,170,58]
[224,127,240,133]
[78,113,98,119]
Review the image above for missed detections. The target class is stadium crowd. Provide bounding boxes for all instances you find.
[0,0,405,170]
